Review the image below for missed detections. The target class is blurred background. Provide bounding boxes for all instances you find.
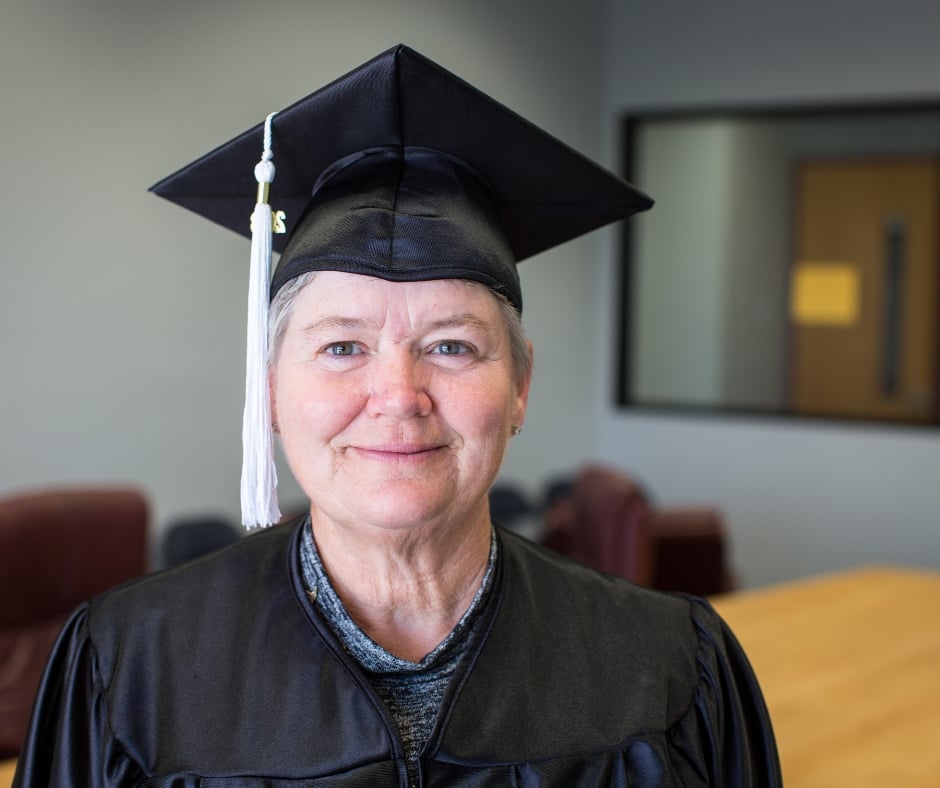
[2,0,939,589]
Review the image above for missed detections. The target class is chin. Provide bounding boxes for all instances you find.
[362,499,455,532]
[349,483,471,533]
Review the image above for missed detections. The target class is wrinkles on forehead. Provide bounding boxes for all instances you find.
[298,314,500,338]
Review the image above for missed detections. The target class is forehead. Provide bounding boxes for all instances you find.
[290,271,506,326]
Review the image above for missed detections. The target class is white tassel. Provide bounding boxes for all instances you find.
[240,112,281,529]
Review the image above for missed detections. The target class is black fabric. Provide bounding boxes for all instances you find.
[149,45,653,312]
[13,520,781,787]
[271,146,522,308]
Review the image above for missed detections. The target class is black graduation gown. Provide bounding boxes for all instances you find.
[14,519,781,787]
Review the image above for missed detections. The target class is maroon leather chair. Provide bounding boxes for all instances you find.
[542,464,734,596]
[542,465,654,586]
[0,487,149,758]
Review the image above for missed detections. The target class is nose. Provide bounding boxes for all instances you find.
[366,348,432,420]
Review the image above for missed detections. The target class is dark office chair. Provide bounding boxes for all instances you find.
[161,516,241,568]
[488,484,534,532]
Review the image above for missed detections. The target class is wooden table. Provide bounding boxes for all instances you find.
[0,759,15,788]
[712,565,940,787]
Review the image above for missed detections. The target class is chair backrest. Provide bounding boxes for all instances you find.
[543,466,735,596]
[488,484,533,529]
[0,486,149,758]
[543,465,654,585]
[161,516,241,568]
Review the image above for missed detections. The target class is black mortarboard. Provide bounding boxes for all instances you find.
[149,44,652,528]
[150,44,651,313]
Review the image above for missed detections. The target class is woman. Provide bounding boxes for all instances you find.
[15,46,781,786]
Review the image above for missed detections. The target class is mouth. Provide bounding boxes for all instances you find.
[348,443,446,462]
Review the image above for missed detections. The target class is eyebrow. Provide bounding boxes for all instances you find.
[426,314,499,336]
[301,316,372,334]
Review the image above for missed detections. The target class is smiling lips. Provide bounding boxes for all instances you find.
[349,443,446,463]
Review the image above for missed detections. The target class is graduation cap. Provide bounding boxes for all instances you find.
[150,44,652,528]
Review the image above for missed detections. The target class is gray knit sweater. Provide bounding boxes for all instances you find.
[299,523,497,783]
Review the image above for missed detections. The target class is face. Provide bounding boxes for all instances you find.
[270,272,531,536]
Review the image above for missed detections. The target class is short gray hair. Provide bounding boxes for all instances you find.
[268,271,318,368]
[267,273,532,387]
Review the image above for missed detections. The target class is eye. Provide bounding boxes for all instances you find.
[431,340,473,356]
[323,341,363,357]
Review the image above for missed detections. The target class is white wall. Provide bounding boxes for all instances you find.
[631,120,734,406]
[721,120,790,410]
[599,1,940,586]
[629,118,791,411]
[0,0,606,548]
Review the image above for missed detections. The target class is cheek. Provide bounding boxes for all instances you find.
[443,376,516,439]
[274,368,364,441]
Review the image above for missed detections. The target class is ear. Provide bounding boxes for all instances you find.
[512,340,534,428]
[268,366,280,434]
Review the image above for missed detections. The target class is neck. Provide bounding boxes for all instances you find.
[310,511,492,661]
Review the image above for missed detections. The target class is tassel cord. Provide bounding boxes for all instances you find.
[240,112,281,528]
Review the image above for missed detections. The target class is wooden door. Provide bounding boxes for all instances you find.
[791,159,939,422]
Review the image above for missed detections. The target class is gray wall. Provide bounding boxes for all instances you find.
[3,0,939,587]
[598,1,940,586]
[0,0,606,552]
